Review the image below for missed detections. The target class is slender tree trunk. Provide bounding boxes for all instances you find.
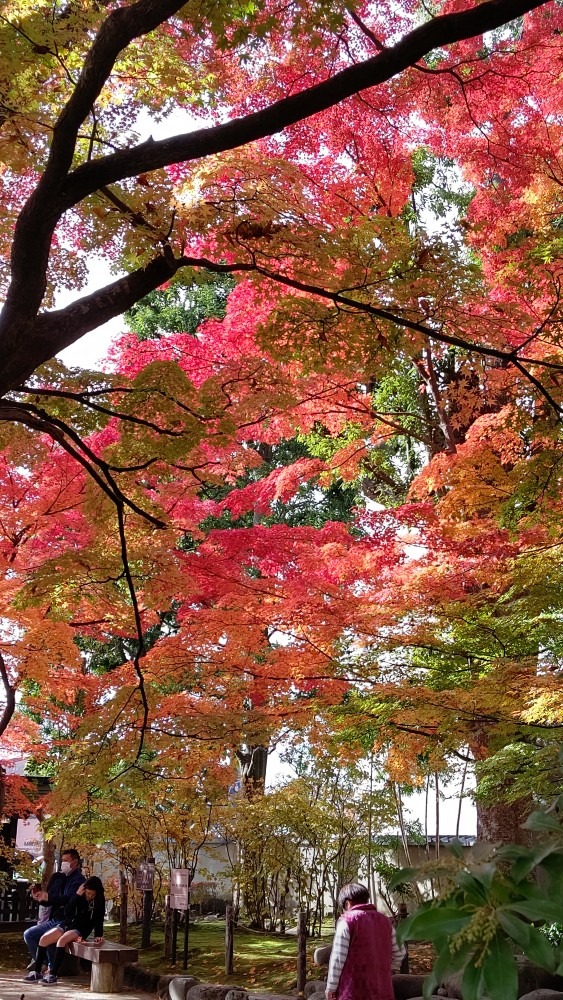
[456,758,469,839]
[434,772,440,859]
[424,774,430,858]
[393,784,412,865]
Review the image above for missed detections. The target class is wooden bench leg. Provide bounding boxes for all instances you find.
[90,963,124,993]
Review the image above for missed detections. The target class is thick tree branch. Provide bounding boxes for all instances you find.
[35,254,249,352]
[61,0,547,204]
[2,0,188,328]
[6,246,562,414]
[0,651,16,740]
[3,254,186,388]
[0,0,549,395]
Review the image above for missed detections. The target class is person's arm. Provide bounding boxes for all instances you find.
[326,919,350,1000]
[62,895,79,924]
[45,886,70,907]
[44,872,84,908]
[391,927,406,971]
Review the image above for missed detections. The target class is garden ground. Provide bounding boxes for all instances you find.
[0,968,156,1000]
[0,922,434,992]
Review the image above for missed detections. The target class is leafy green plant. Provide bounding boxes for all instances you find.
[392,795,563,1000]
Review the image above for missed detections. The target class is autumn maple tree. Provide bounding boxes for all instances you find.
[1,0,563,854]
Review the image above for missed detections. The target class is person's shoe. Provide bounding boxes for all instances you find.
[23,971,42,981]
[42,973,58,984]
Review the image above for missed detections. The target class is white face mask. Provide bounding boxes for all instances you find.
[60,861,72,874]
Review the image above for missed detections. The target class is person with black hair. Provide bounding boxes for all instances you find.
[24,875,105,986]
[325,883,405,1000]
[24,849,85,971]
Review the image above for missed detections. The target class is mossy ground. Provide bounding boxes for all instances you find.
[0,921,433,988]
[0,921,329,992]
[127,921,328,991]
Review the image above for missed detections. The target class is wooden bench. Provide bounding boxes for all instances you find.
[68,939,138,993]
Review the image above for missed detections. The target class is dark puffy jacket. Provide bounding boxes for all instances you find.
[47,867,86,921]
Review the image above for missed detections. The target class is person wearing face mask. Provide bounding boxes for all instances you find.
[24,876,106,985]
[23,849,85,972]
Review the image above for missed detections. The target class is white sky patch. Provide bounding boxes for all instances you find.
[59,107,203,369]
[266,744,477,836]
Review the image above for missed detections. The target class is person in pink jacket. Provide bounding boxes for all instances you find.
[325,883,405,1000]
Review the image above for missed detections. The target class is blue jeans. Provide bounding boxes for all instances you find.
[23,919,60,967]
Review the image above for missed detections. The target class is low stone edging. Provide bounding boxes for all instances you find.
[122,960,563,1000]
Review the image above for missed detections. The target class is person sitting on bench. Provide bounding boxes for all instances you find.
[24,876,105,985]
[25,849,86,970]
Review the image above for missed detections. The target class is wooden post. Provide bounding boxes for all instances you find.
[141,857,155,949]
[119,867,128,945]
[171,907,179,965]
[164,898,172,958]
[297,909,307,996]
[90,963,124,993]
[141,886,153,948]
[225,904,234,975]
[15,880,27,921]
[397,903,409,973]
[182,904,190,970]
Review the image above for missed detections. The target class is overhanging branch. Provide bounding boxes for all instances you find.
[0,0,550,396]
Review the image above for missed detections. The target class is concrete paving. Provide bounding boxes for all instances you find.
[0,970,157,1000]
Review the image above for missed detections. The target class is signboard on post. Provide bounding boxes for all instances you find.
[170,869,192,970]
[135,860,156,891]
[170,869,190,911]
[170,893,189,911]
[15,817,43,858]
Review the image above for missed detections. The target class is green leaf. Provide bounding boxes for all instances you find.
[447,838,467,860]
[522,811,563,834]
[424,940,473,1000]
[497,911,557,972]
[388,867,420,890]
[400,906,470,942]
[455,869,492,902]
[506,900,563,923]
[496,910,531,949]
[522,925,558,972]
[395,910,420,944]
[482,934,518,1000]
[511,843,561,883]
[461,957,485,1000]
[454,874,487,905]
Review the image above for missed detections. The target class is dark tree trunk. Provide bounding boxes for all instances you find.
[238,745,268,798]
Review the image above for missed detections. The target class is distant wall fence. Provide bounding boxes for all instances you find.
[0,880,37,928]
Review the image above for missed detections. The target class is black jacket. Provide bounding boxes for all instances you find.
[47,867,86,921]
[60,893,104,939]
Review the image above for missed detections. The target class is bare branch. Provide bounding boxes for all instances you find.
[0,401,166,527]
